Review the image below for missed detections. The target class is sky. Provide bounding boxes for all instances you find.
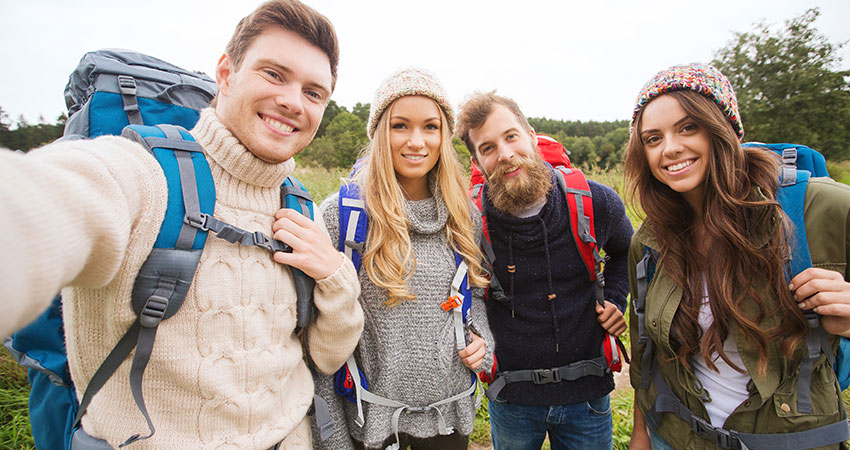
[1,0,848,126]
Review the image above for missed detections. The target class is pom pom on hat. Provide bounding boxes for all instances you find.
[367,67,454,139]
[632,63,744,140]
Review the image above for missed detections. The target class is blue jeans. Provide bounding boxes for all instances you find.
[489,395,613,450]
[649,431,675,450]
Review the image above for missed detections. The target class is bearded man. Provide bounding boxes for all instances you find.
[456,91,633,450]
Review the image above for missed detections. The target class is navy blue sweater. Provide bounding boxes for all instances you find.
[483,169,633,406]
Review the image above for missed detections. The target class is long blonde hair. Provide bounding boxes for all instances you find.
[353,98,487,307]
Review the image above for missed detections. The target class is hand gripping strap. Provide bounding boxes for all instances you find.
[281,176,317,330]
[339,183,368,272]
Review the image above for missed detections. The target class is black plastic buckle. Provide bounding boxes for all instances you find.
[689,415,737,449]
[139,295,168,328]
[184,213,210,232]
[531,368,561,384]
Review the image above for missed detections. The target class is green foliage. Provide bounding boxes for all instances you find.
[0,349,35,450]
[0,110,66,152]
[713,8,850,160]
[351,102,370,124]
[316,99,343,138]
[453,136,472,173]
[300,111,368,169]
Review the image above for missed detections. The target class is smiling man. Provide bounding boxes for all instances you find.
[456,91,633,450]
[0,1,363,449]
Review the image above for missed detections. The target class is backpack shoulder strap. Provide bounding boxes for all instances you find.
[338,182,368,273]
[553,166,606,305]
[281,176,317,330]
[75,123,215,447]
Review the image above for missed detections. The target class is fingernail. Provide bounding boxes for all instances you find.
[788,283,794,290]
[798,301,806,309]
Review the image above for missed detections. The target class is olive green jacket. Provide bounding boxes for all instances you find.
[629,178,850,449]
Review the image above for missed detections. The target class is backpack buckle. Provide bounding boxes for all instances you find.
[139,295,168,328]
[441,296,462,311]
[184,212,210,231]
[531,368,561,384]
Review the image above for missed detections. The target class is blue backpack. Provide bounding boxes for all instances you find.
[3,50,316,450]
[631,143,850,449]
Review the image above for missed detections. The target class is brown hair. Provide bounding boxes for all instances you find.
[624,90,808,376]
[225,0,339,89]
[456,91,531,157]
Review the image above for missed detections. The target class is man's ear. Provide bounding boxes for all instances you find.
[215,53,233,96]
[529,127,538,148]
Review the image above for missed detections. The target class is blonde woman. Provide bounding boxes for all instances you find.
[314,68,494,450]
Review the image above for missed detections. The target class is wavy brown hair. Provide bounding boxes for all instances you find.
[624,90,808,376]
[352,99,488,307]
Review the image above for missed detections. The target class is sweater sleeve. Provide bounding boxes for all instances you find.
[0,137,167,337]
[307,195,363,374]
[589,181,633,312]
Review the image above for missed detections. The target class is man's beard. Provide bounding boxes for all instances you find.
[486,152,553,216]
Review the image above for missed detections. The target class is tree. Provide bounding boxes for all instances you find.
[351,102,370,124]
[713,8,850,160]
[316,99,343,138]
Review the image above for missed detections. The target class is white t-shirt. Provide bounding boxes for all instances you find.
[691,285,752,427]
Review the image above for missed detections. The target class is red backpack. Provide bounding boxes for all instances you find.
[467,134,627,389]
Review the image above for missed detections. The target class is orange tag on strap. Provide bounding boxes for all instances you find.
[441,296,462,311]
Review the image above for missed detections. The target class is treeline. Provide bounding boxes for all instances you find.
[0,107,66,152]
[297,102,629,171]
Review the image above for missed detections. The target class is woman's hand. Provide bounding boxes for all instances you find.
[791,267,850,337]
[458,332,486,370]
[630,406,652,450]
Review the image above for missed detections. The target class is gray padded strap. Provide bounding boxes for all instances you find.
[797,311,822,414]
[561,186,595,244]
[117,75,142,125]
[173,149,201,250]
[485,356,608,401]
[450,260,469,351]
[312,394,335,441]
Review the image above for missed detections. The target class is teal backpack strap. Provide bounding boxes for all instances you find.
[75,124,215,447]
[280,176,316,330]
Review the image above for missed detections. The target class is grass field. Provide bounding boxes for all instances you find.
[3,163,849,449]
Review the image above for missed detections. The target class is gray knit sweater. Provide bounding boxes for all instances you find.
[314,181,494,450]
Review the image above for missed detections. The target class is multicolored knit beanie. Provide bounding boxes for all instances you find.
[367,67,455,140]
[632,63,744,140]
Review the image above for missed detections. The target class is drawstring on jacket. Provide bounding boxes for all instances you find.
[539,217,560,352]
[507,231,516,318]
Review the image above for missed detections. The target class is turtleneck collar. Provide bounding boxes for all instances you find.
[190,108,295,189]
[404,174,448,235]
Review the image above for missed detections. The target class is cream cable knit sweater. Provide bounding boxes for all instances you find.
[0,109,363,449]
